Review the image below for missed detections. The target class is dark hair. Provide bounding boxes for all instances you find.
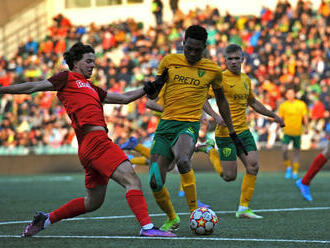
[224,44,243,56]
[184,25,208,43]
[64,42,94,70]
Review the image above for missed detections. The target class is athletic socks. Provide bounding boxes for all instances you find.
[180,170,197,213]
[130,156,148,165]
[126,189,152,227]
[49,197,86,224]
[134,144,151,159]
[292,161,300,175]
[302,153,327,186]
[239,173,257,208]
[152,187,177,220]
[209,148,223,176]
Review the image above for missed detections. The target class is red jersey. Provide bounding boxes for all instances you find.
[48,71,107,142]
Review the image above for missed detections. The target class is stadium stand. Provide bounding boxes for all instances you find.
[0,0,328,155]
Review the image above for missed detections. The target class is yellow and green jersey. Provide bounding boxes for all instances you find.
[157,53,222,122]
[278,99,308,136]
[209,70,254,137]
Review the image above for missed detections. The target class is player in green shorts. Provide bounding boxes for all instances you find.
[148,25,246,231]
[206,44,285,219]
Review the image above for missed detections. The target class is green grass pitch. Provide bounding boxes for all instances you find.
[0,171,329,248]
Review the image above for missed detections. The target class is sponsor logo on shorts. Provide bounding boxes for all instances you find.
[186,127,195,135]
[222,147,232,157]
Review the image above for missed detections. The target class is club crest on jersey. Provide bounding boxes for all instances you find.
[197,69,206,77]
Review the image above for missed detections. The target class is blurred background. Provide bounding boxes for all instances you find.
[0,0,328,173]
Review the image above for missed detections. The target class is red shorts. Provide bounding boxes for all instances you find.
[78,130,128,189]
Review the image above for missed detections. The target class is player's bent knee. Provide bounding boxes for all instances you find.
[222,175,236,182]
[149,162,163,192]
[85,197,104,212]
[176,158,191,174]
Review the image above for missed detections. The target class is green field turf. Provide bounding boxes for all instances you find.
[0,171,329,248]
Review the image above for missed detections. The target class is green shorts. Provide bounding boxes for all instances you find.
[215,129,257,161]
[150,119,200,161]
[282,134,301,149]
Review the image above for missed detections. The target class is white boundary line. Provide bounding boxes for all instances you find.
[1,206,330,226]
[0,235,329,244]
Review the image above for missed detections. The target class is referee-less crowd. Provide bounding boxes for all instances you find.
[0,0,329,151]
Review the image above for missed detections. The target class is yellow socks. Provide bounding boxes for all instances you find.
[152,187,177,220]
[130,156,148,165]
[284,160,291,169]
[180,170,197,213]
[293,162,299,174]
[209,148,222,176]
[240,173,257,208]
[134,144,150,159]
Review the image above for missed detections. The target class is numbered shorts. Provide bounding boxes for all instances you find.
[78,130,128,189]
[282,134,301,149]
[150,119,200,161]
[215,129,257,161]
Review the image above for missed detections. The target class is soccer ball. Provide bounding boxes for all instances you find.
[189,207,219,235]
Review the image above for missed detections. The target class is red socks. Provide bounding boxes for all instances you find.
[49,197,86,224]
[302,153,327,186]
[126,189,152,227]
[48,190,152,227]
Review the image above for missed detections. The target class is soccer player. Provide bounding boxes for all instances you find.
[296,137,330,201]
[121,89,211,208]
[0,42,175,237]
[147,25,246,231]
[206,44,285,219]
[278,88,309,179]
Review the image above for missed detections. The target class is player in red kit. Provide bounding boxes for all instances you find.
[296,136,330,201]
[0,42,175,237]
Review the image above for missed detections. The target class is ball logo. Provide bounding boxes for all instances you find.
[222,147,232,157]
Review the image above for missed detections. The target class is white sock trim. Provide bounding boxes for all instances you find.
[142,223,154,230]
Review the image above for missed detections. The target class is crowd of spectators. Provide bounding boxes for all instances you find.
[0,0,329,155]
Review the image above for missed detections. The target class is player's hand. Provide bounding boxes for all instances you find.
[229,132,248,155]
[274,115,285,128]
[143,81,157,99]
[214,115,226,127]
[153,68,169,92]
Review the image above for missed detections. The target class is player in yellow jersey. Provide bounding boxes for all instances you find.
[148,25,246,231]
[278,88,309,179]
[205,44,285,219]
[121,87,211,208]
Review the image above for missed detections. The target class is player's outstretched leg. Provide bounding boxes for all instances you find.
[296,178,313,201]
[22,211,49,237]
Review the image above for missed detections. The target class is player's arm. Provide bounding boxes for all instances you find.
[146,98,164,112]
[103,87,146,104]
[213,86,248,155]
[0,79,55,95]
[248,97,285,127]
[303,114,309,134]
[212,87,235,133]
[202,100,226,126]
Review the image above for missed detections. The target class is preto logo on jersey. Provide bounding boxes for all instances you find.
[197,69,206,77]
[173,74,200,86]
[233,93,249,100]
